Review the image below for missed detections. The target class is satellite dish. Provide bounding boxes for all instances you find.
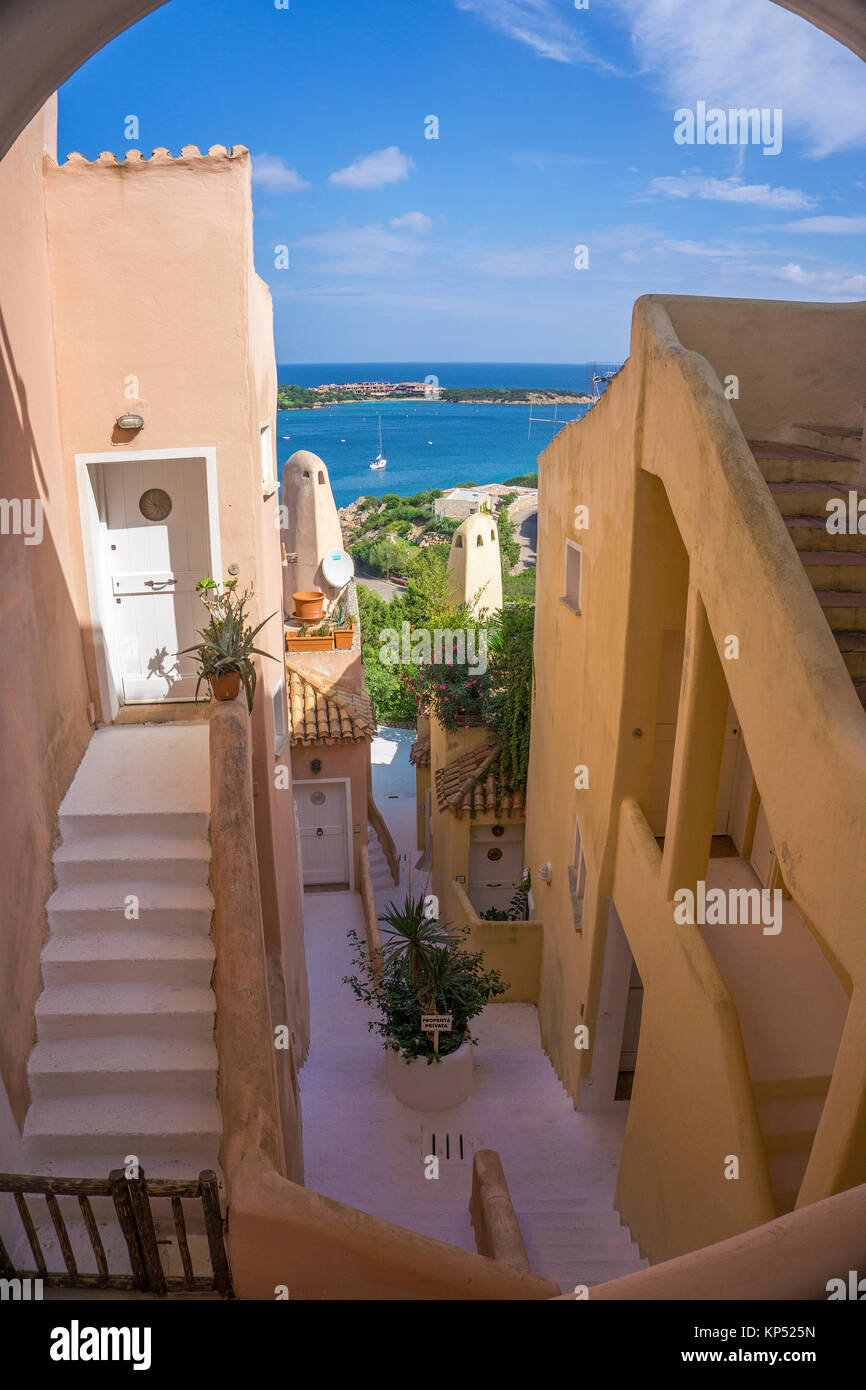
[322,548,355,588]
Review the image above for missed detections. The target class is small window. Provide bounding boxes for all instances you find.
[318,471,325,485]
[490,530,495,541]
[455,536,463,549]
[563,540,582,614]
[476,535,484,547]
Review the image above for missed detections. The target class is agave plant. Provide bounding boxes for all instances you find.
[178,576,277,713]
[378,892,456,987]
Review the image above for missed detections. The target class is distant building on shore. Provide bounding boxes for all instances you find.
[433,487,493,520]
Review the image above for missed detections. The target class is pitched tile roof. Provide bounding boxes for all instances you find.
[286,662,377,746]
[434,742,525,819]
[409,734,431,767]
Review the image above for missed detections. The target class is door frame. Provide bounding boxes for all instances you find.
[293,777,354,892]
[76,448,222,722]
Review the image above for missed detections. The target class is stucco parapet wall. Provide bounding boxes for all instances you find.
[48,144,250,169]
[452,881,542,1003]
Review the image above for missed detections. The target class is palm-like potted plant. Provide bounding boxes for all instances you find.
[179,576,277,712]
[344,892,506,1110]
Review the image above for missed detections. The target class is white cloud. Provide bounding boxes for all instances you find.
[774,261,866,296]
[251,154,310,193]
[329,146,414,190]
[453,0,615,69]
[475,239,574,278]
[779,215,866,234]
[643,174,815,211]
[292,222,431,277]
[656,239,742,258]
[389,212,433,232]
[607,0,866,157]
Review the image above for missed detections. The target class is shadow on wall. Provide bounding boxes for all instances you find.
[0,291,93,1129]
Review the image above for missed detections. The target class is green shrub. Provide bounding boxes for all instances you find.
[343,894,507,1064]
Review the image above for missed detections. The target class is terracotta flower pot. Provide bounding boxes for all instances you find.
[286,632,334,653]
[208,671,241,701]
[334,626,354,650]
[292,590,325,621]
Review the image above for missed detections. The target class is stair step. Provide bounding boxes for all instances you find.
[537,1258,648,1286]
[753,1075,830,1103]
[839,641,866,677]
[815,593,866,632]
[792,423,863,441]
[41,933,214,986]
[515,1210,627,1231]
[799,552,866,592]
[768,481,865,517]
[27,1036,219,1098]
[784,515,866,552]
[766,1148,810,1201]
[46,883,214,937]
[58,810,210,842]
[520,1226,632,1250]
[24,1094,221,1159]
[748,439,860,483]
[763,1130,815,1156]
[53,835,211,886]
[791,423,863,459]
[35,983,215,1040]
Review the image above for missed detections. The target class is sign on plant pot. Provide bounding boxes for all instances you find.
[421,1013,453,1054]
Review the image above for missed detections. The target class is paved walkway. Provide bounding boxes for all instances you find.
[298,730,646,1290]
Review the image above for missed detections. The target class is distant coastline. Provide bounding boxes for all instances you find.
[277,382,592,411]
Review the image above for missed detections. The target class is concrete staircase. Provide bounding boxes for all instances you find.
[752,1075,832,1216]
[749,426,866,706]
[23,725,221,1181]
[470,1041,647,1291]
[367,831,395,896]
[515,1198,647,1293]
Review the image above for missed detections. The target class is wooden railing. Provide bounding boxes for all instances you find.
[469,1150,531,1272]
[368,794,400,885]
[0,1168,231,1296]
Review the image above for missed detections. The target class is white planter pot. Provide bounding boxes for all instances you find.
[385,1040,474,1111]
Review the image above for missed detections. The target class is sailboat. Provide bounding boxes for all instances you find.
[369,414,387,470]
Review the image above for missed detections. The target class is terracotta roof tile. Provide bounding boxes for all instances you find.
[409,735,431,767]
[434,743,525,818]
[286,661,376,746]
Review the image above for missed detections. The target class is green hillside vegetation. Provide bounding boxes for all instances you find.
[346,487,523,579]
[357,546,535,724]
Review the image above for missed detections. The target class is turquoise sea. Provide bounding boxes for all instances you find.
[275,363,611,508]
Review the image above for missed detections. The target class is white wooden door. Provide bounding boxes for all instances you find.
[102,458,210,703]
[295,782,350,888]
[469,826,524,914]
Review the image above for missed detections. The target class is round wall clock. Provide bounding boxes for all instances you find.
[139,487,172,522]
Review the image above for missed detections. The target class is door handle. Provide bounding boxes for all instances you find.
[316,828,324,837]
[144,579,176,589]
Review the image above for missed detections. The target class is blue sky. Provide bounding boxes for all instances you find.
[58,0,866,363]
